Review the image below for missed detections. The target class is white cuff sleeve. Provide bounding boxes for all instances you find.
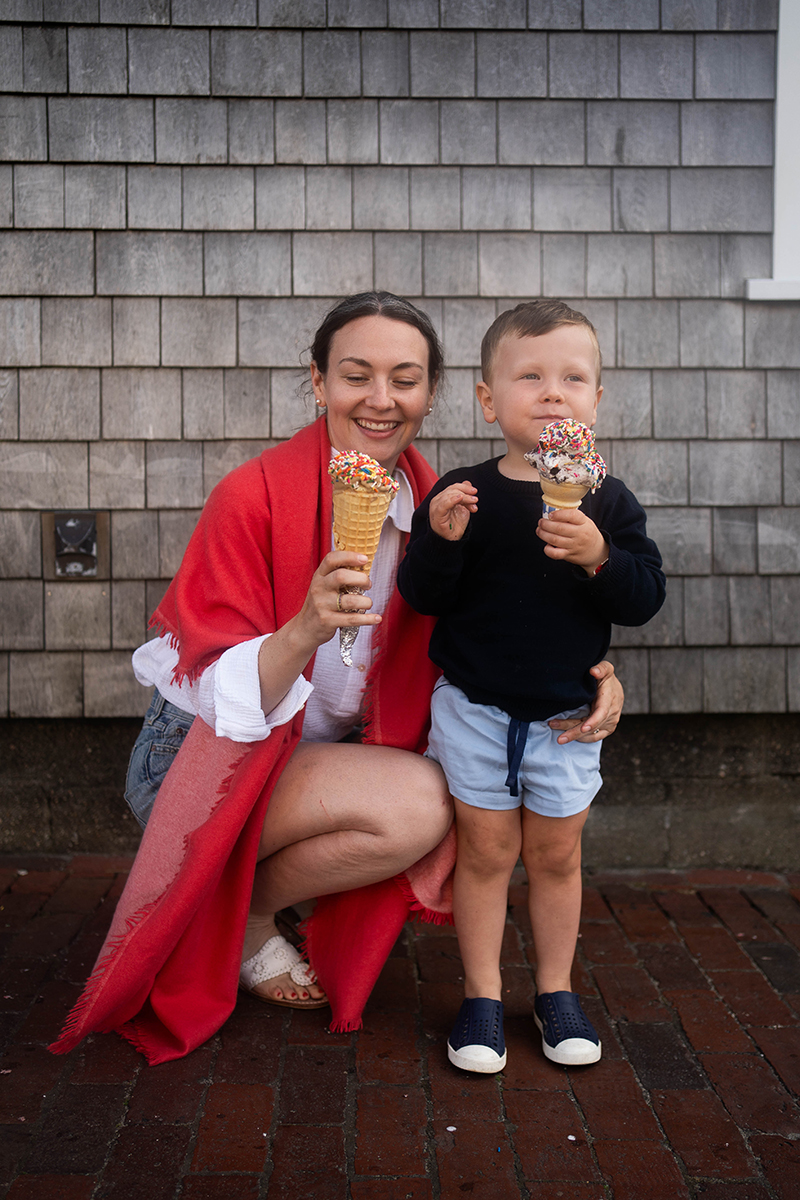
[196,634,314,743]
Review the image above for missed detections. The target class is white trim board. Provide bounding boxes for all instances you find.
[747,0,800,300]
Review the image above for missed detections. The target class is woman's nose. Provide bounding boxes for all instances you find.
[365,378,393,408]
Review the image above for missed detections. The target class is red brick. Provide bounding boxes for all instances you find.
[499,964,536,1012]
[13,979,82,1043]
[0,1044,69,1123]
[94,1123,191,1200]
[581,886,613,921]
[126,1068,206,1125]
[354,1085,427,1176]
[601,886,679,943]
[6,1177,95,1200]
[700,888,779,943]
[350,1181,432,1200]
[44,876,113,915]
[650,1088,754,1177]
[416,937,463,985]
[277,1045,347,1124]
[637,943,706,990]
[653,889,715,927]
[749,1134,800,1200]
[0,958,50,1013]
[0,868,19,893]
[709,969,795,1027]
[434,1120,521,1198]
[593,1140,690,1199]
[578,922,637,965]
[67,855,135,876]
[0,1126,31,1190]
[664,988,752,1053]
[681,927,752,970]
[580,995,624,1060]
[779,924,800,952]
[70,1032,142,1085]
[8,913,84,960]
[570,1059,660,1140]
[618,1022,706,1089]
[692,1184,771,1200]
[700,1052,799,1137]
[61,909,116,982]
[418,978,464,1031]
[365,956,418,1012]
[214,1008,283,1085]
[355,1011,421,1086]
[0,893,48,930]
[686,869,783,888]
[10,872,68,897]
[25,1084,129,1175]
[749,1026,800,1094]
[191,1082,272,1173]
[269,1125,347,1200]
[285,1006,345,1046]
[428,1044,503,1120]
[181,1178,259,1199]
[505,1090,598,1182]
[502,1013,572,1090]
[743,888,800,927]
[593,965,666,1022]
[569,954,595,997]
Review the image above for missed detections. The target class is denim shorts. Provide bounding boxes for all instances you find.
[124,689,195,829]
[426,678,602,818]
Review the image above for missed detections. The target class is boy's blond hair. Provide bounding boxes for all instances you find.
[480,300,602,385]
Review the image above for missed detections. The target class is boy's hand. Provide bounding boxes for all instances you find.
[537,509,608,575]
[429,481,478,542]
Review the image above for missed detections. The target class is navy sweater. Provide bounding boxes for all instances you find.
[397,457,666,722]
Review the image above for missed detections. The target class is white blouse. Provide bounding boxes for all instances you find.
[132,467,416,744]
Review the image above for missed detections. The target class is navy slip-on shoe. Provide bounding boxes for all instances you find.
[447,997,507,1073]
[534,991,601,1066]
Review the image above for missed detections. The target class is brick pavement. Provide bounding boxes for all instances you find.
[1,855,799,1199]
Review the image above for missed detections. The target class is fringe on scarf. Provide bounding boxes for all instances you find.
[48,898,160,1055]
[49,755,246,1058]
[393,872,454,927]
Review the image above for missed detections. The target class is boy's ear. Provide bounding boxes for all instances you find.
[476,380,497,425]
[589,383,603,428]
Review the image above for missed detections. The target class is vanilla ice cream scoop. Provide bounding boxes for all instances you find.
[524,419,607,515]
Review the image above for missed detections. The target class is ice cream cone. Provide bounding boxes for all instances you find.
[539,478,590,512]
[332,481,392,572]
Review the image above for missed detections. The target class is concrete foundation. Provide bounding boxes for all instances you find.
[0,715,798,869]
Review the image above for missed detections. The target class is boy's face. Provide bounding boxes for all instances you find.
[476,325,602,467]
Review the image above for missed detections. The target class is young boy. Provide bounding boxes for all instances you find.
[397,300,665,1073]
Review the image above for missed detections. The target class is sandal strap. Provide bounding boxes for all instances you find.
[240,934,316,989]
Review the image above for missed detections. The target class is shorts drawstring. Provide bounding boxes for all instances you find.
[505,718,530,797]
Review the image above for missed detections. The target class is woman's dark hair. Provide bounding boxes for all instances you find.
[310,292,444,393]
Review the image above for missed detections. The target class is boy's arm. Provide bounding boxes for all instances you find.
[397,479,477,615]
[579,483,666,627]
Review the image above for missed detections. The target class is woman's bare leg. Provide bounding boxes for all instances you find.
[243,742,452,1002]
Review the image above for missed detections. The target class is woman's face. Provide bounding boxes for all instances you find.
[311,314,435,473]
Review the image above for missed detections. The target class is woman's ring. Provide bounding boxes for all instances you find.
[336,592,343,613]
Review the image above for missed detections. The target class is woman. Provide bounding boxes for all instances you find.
[52,293,623,1064]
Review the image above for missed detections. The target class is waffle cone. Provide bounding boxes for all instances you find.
[332,481,393,572]
[539,478,590,511]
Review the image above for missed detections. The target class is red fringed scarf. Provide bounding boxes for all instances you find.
[50,417,454,1065]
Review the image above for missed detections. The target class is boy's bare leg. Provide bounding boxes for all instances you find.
[521,805,590,995]
[452,799,523,1001]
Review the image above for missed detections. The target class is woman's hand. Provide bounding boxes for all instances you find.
[428,482,478,542]
[293,550,381,651]
[257,551,381,715]
[548,660,624,745]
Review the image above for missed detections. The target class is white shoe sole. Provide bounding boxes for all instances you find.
[534,1013,601,1065]
[447,1040,507,1073]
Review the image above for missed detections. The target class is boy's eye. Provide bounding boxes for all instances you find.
[523,373,540,380]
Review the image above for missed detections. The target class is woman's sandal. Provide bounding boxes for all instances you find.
[239,934,329,1010]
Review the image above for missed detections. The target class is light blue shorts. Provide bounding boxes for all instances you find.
[426,679,602,817]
